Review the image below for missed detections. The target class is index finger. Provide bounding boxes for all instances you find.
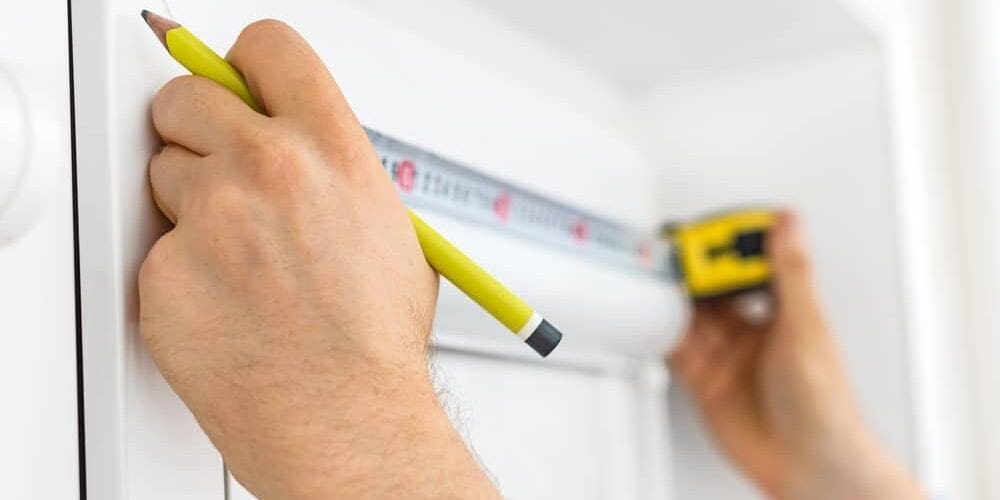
[226,20,361,135]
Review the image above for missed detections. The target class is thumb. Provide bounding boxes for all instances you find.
[768,211,821,317]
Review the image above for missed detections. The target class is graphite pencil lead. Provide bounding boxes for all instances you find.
[140,10,180,49]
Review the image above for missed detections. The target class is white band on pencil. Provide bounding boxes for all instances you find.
[516,312,544,341]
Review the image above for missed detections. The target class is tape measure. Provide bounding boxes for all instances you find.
[366,128,776,300]
[664,209,777,300]
[367,128,675,281]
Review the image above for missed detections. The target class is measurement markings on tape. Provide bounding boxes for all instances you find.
[366,128,675,281]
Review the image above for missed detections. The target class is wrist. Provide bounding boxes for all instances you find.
[783,432,923,500]
[225,357,440,496]
[272,382,445,497]
[228,357,498,499]
[278,379,496,499]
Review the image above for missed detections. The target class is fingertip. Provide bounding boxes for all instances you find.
[768,209,822,314]
[774,209,798,231]
[769,209,810,276]
[770,209,797,250]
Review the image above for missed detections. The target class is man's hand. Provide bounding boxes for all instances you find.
[668,212,923,500]
[139,20,499,499]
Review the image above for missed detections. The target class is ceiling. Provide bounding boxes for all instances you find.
[461,0,874,94]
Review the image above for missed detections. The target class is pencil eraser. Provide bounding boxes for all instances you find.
[525,319,563,358]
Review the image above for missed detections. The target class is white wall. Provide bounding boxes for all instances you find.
[881,2,976,497]
[839,0,895,34]
[953,0,1000,492]
[643,46,914,498]
[0,0,79,498]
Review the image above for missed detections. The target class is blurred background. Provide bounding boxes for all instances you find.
[3,0,1000,498]
[261,1,1000,496]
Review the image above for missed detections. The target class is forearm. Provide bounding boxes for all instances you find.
[306,388,499,499]
[226,364,500,500]
[782,434,924,500]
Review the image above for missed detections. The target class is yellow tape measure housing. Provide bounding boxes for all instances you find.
[667,209,776,300]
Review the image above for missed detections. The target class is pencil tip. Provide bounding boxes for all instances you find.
[140,9,178,49]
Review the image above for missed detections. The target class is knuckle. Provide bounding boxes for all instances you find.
[314,137,383,189]
[238,19,294,45]
[243,132,314,195]
[148,148,166,184]
[325,141,373,178]
[202,184,253,224]
[139,234,176,285]
[152,76,199,118]
[188,186,265,268]
[229,120,275,151]
[148,146,178,186]
[137,320,164,356]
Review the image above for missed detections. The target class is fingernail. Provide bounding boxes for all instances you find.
[769,210,807,266]
[776,209,797,232]
[779,210,804,241]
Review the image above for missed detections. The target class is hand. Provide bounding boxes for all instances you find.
[139,20,499,499]
[668,212,923,499]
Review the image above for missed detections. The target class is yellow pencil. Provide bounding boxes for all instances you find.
[140,10,563,357]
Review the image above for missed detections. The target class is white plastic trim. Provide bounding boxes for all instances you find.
[0,64,47,245]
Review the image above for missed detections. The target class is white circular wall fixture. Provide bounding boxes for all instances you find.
[0,64,46,246]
